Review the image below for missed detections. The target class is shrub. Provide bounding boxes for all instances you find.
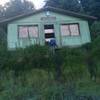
[61,47,88,81]
[0,42,100,99]
[91,21,100,39]
[0,69,55,100]
[2,45,56,75]
[91,36,100,78]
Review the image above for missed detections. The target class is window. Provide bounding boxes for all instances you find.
[19,26,28,38]
[29,26,38,38]
[18,25,38,38]
[61,25,70,36]
[44,24,55,44]
[61,23,80,36]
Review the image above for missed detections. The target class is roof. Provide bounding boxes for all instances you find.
[0,6,97,24]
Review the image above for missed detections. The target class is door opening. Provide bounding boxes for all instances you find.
[44,24,55,45]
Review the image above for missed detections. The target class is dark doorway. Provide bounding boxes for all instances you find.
[44,24,55,45]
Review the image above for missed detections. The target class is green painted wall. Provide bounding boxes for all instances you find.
[7,11,91,49]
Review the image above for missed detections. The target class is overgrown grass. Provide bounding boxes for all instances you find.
[0,36,100,99]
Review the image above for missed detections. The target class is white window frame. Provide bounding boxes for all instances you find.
[18,25,39,39]
[61,23,80,36]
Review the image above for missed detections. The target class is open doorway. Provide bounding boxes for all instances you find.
[44,24,55,45]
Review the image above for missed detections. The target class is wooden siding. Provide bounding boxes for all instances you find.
[7,11,91,49]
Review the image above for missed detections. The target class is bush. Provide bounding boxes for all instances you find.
[0,42,100,99]
[1,45,56,75]
[0,69,55,100]
[91,36,100,78]
[91,21,100,39]
[0,44,90,82]
[61,47,88,81]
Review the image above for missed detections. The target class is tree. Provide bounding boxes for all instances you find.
[80,0,100,19]
[92,0,100,19]
[45,0,100,19]
[0,5,5,18]
[45,0,82,12]
[80,0,94,14]
[1,0,35,18]
[91,21,100,39]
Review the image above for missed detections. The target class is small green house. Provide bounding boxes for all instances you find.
[0,6,96,49]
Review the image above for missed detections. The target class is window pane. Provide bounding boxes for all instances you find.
[61,25,70,36]
[19,27,28,38]
[29,26,38,38]
[45,29,54,33]
[70,24,79,36]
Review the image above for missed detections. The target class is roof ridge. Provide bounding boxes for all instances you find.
[0,6,97,24]
[45,6,97,19]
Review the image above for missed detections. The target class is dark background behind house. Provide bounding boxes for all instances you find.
[0,0,99,20]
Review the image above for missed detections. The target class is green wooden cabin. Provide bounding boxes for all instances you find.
[0,6,96,49]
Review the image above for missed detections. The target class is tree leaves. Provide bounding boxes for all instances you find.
[45,0,100,19]
[0,0,35,19]
[45,0,82,12]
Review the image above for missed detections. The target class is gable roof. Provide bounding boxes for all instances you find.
[0,6,97,24]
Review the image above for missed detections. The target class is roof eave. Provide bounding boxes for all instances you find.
[0,6,97,24]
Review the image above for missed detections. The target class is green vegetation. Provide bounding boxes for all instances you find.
[45,0,100,19]
[0,34,100,99]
